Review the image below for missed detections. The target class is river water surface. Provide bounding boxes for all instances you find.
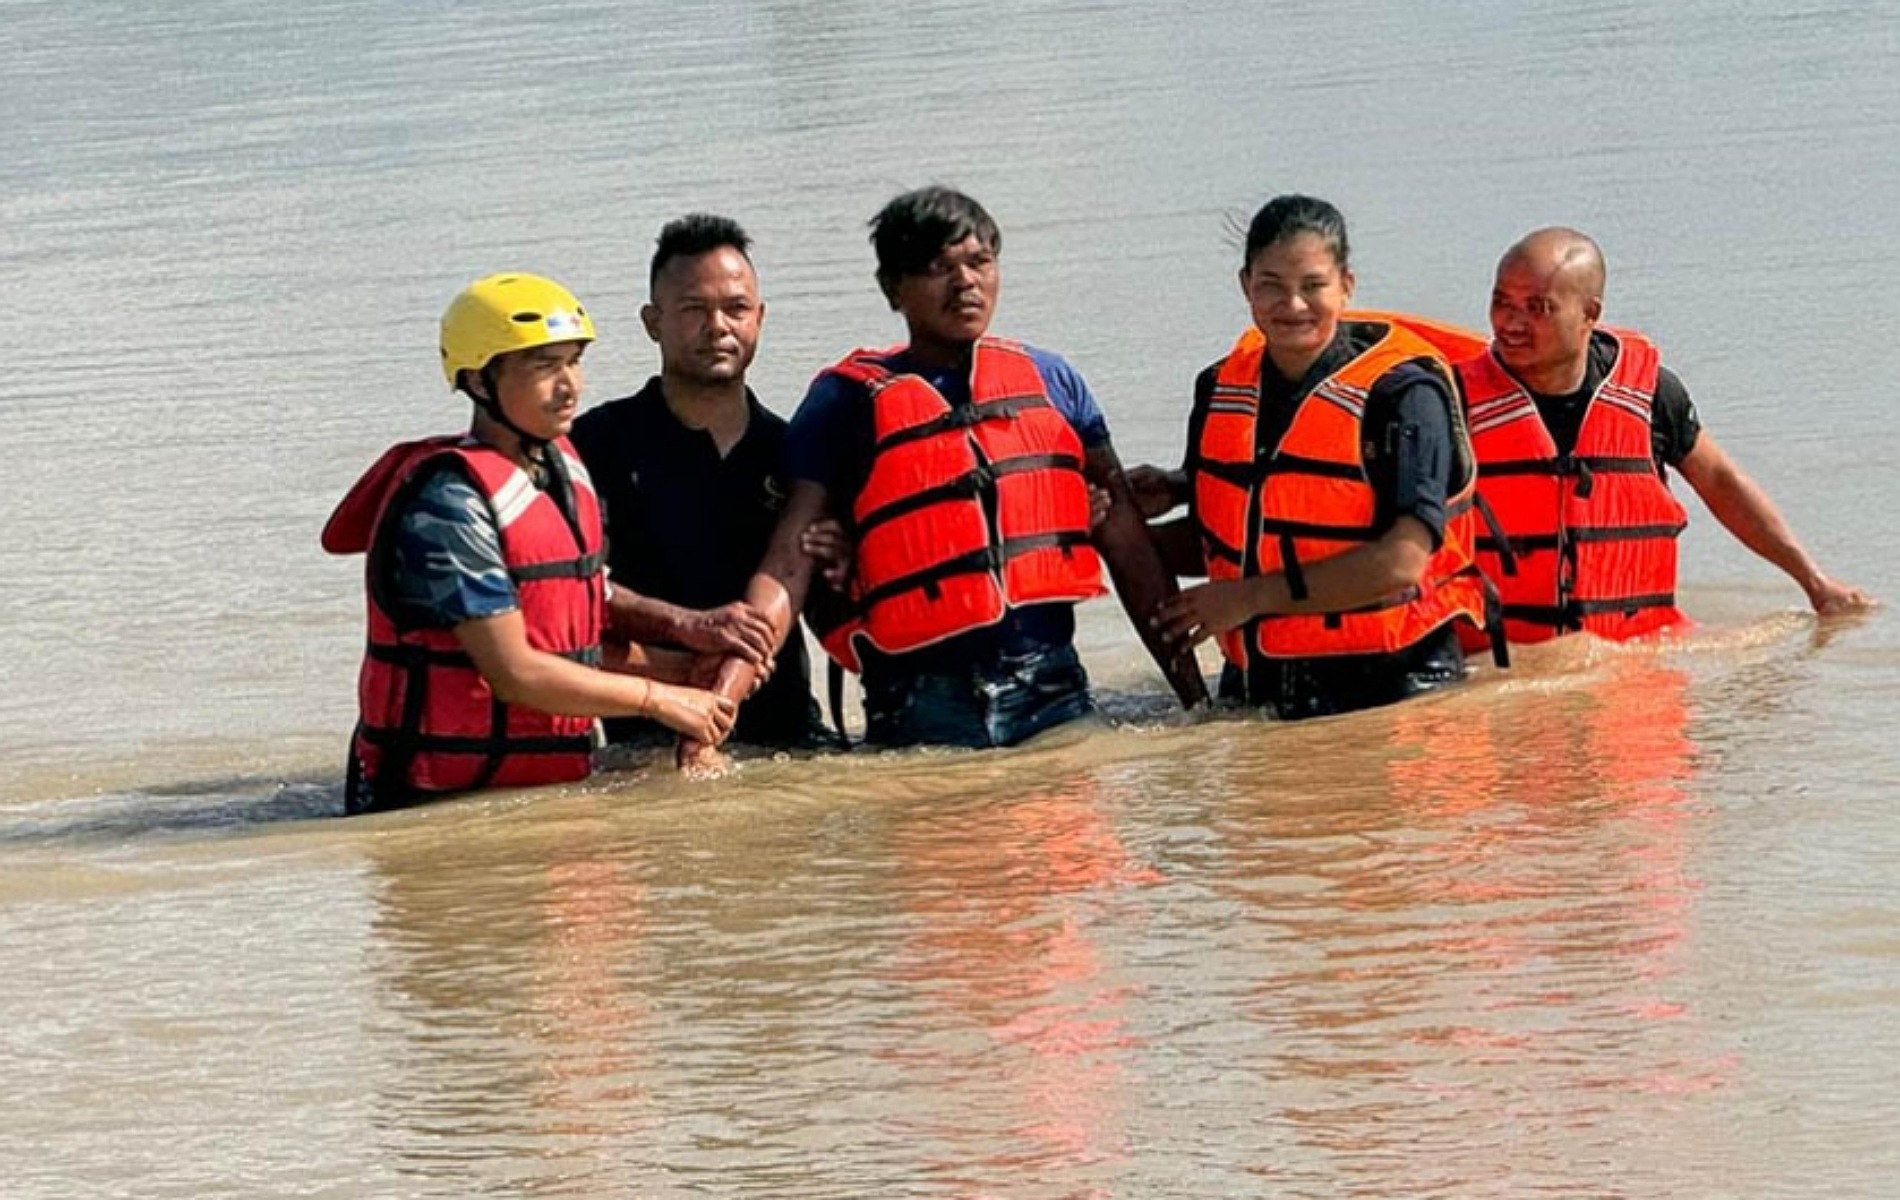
[4,1,1899,1196]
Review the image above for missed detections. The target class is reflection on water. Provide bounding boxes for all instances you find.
[365,809,660,1192]
[4,626,1896,1195]
[259,649,1749,1198]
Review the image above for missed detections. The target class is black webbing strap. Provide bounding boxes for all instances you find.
[361,644,435,811]
[1566,522,1690,544]
[1200,533,1244,569]
[1472,493,1519,577]
[1262,452,1367,482]
[368,642,597,668]
[870,395,1039,455]
[853,453,1080,539]
[1570,592,1678,618]
[369,642,474,668]
[511,551,604,582]
[852,530,1094,611]
[1476,531,1559,557]
[1279,533,1308,604]
[357,725,595,757]
[1479,453,1656,503]
[467,695,515,793]
[1501,602,1573,632]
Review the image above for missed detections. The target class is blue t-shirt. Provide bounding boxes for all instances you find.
[784,343,1111,676]
[785,344,1109,487]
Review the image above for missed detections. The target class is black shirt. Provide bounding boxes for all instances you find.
[1526,330,1702,473]
[569,379,820,746]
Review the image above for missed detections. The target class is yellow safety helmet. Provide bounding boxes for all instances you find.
[439,272,596,387]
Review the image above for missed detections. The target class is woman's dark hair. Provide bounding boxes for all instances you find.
[1242,194,1349,272]
[869,186,1001,286]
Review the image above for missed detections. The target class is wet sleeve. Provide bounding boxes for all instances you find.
[1027,348,1112,447]
[782,372,861,488]
[1378,369,1457,548]
[1652,366,1702,469]
[385,468,520,627]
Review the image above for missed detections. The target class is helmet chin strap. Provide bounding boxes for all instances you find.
[474,366,582,531]
[473,364,550,456]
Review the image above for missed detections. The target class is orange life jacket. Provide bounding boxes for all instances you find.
[322,435,605,808]
[1457,327,1687,643]
[817,338,1105,673]
[1191,314,1493,667]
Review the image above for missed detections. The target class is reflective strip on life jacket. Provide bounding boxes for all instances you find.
[1457,327,1688,643]
[325,434,605,807]
[816,337,1105,672]
[1191,314,1493,666]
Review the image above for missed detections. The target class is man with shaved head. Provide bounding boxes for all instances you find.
[1456,227,1871,644]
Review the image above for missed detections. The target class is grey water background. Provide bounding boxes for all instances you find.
[3,1,1899,1196]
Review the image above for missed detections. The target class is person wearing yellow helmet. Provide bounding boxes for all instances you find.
[322,272,737,814]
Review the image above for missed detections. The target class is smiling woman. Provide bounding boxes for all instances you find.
[1142,194,1495,720]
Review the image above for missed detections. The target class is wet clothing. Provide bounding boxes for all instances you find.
[323,436,606,813]
[863,643,1095,749]
[1460,327,1692,642]
[1184,319,1483,719]
[570,380,826,747]
[785,340,1110,746]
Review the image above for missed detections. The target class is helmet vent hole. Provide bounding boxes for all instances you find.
[510,310,543,324]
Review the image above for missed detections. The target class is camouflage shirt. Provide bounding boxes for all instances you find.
[384,464,519,628]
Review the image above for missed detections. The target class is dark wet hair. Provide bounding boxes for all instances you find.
[650,213,753,292]
[869,186,1001,287]
[1242,194,1349,273]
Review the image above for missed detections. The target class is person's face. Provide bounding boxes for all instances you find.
[887,234,999,353]
[1488,252,1599,383]
[1241,232,1354,377]
[490,341,587,441]
[641,246,763,386]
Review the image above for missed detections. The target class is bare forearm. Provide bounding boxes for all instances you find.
[600,640,698,684]
[477,643,665,719]
[715,482,825,704]
[1679,436,1873,613]
[605,587,692,644]
[1695,463,1824,592]
[1272,531,1431,615]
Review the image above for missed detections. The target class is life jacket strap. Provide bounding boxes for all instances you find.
[511,551,603,582]
[1472,493,1519,577]
[853,452,1082,538]
[853,530,1094,610]
[870,395,1041,455]
[1566,521,1690,544]
[356,724,596,757]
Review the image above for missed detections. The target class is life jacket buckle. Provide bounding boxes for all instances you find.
[1571,459,1596,500]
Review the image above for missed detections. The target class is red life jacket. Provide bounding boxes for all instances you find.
[1457,327,1687,643]
[817,338,1105,673]
[322,435,605,806]
[1192,314,1493,667]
